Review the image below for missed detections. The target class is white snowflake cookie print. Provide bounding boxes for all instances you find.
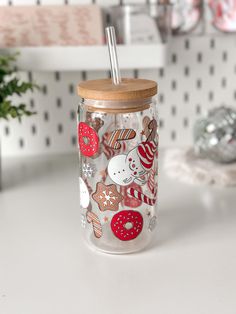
[82,163,96,178]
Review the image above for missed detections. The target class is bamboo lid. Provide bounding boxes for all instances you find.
[78,78,157,101]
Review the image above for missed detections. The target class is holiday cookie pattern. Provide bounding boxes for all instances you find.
[86,211,102,238]
[78,122,99,157]
[107,129,136,149]
[85,112,104,132]
[142,117,158,143]
[92,182,123,212]
[108,141,157,186]
[111,210,143,241]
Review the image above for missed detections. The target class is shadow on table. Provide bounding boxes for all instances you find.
[148,180,236,250]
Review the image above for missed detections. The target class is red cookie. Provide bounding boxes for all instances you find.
[111,210,143,241]
[78,122,99,157]
[121,182,142,208]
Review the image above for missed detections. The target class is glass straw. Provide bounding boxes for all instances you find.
[105,26,121,85]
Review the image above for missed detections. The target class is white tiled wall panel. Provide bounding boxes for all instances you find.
[0,0,236,156]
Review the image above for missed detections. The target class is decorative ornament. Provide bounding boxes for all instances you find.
[78,122,99,157]
[111,210,143,241]
[92,182,123,212]
[148,216,157,232]
[108,141,157,186]
[171,0,202,34]
[79,177,90,209]
[82,162,96,178]
[86,210,102,238]
[194,106,236,163]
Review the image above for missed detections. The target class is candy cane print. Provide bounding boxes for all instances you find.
[127,187,157,206]
[86,211,102,238]
[147,168,157,194]
[107,129,136,150]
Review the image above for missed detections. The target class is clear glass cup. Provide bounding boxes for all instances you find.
[77,80,158,254]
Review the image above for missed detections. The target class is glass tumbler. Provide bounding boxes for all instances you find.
[77,78,158,254]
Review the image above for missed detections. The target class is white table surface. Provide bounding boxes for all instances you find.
[0,153,236,314]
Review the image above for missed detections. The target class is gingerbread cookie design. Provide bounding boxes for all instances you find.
[108,141,157,186]
[111,210,143,241]
[92,182,123,212]
[86,112,104,132]
[107,129,136,149]
[78,122,99,157]
[142,117,158,143]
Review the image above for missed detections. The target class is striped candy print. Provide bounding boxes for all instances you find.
[102,132,116,160]
[102,132,126,160]
[137,141,157,170]
[107,129,136,149]
[147,168,157,194]
[127,187,157,206]
[86,211,102,238]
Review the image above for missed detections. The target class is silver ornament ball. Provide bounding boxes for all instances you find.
[194,106,236,163]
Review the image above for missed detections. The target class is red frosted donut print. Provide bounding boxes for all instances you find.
[111,210,143,241]
[78,122,99,157]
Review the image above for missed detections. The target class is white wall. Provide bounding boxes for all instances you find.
[0,0,236,156]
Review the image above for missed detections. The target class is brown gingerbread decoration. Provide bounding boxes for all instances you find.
[92,182,123,212]
[86,112,104,132]
[142,116,158,144]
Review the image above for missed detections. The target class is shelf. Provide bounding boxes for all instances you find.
[1,44,167,71]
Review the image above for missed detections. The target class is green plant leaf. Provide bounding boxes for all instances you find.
[0,53,38,121]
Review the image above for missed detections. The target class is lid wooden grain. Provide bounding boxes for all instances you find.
[78,78,157,101]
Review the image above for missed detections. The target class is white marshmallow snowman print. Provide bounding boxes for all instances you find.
[108,141,157,186]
